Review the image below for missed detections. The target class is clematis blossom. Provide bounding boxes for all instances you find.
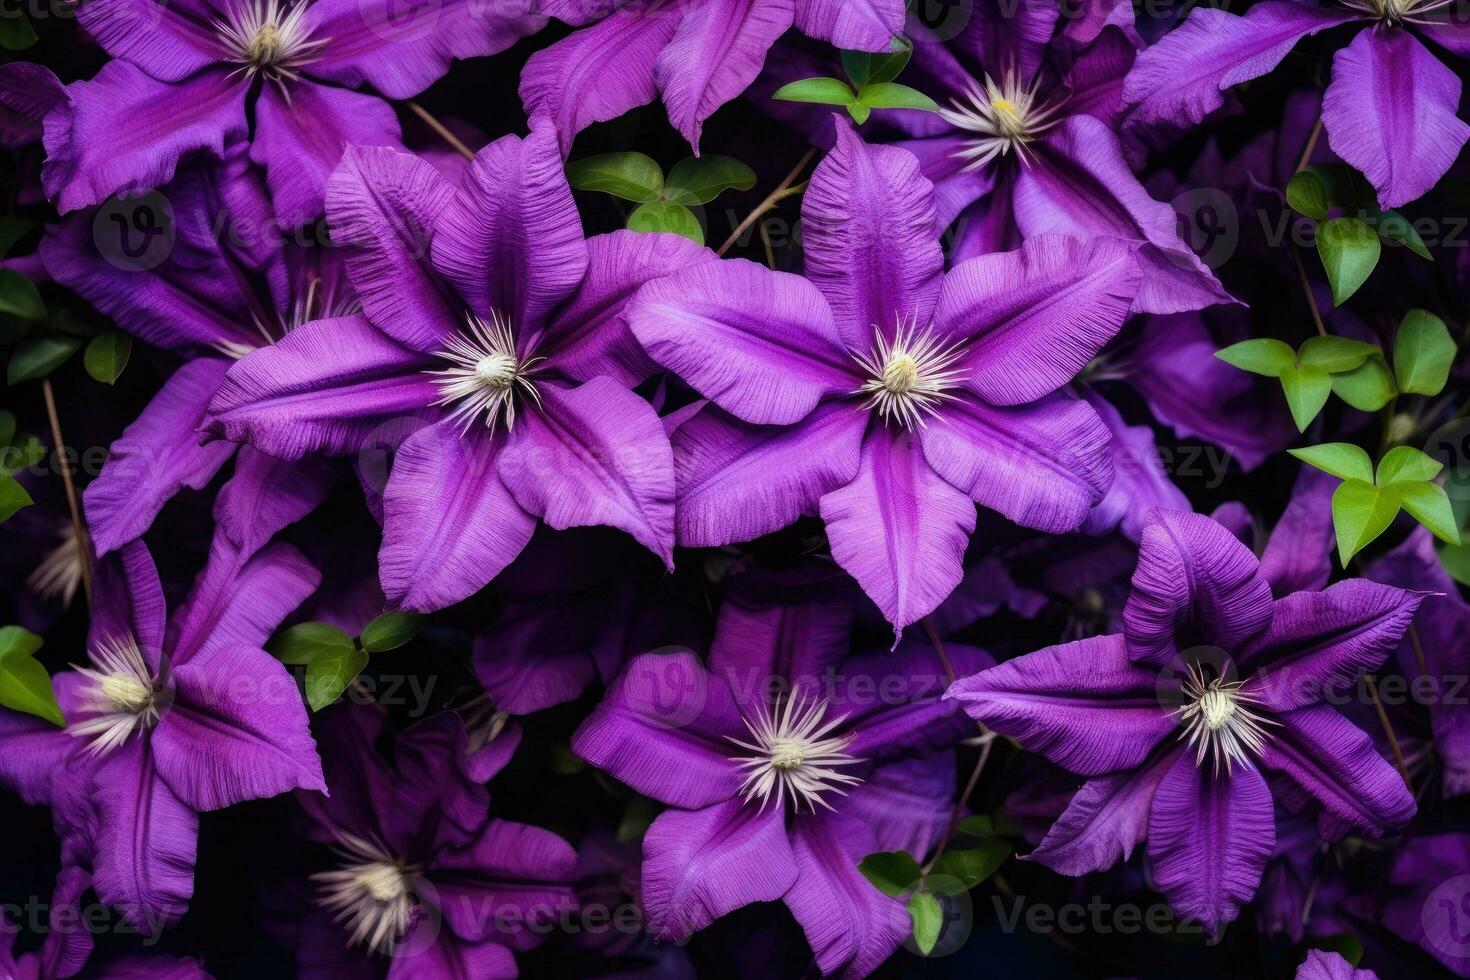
[1123,0,1470,208]
[522,0,906,152]
[628,119,1134,630]
[573,570,988,977]
[34,0,542,225]
[947,508,1422,936]
[208,124,710,611]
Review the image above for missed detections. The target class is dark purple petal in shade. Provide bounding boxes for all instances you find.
[793,0,903,51]
[1028,746,1181,876]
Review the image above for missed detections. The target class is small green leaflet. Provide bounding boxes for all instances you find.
[0,473,33,523]
[1216,335,1396,431]
[0,269,45,321]
[908,892,943,955]
[84,331,133,385]
[8,334,82,385]
[269,622,366,711]
[566,153,755,246]
[928,841,1011,893]
[1392,309,1455,396]
[628,201,705,246]
[1317,217,1380,306]
[858,851,923,897]
[0,627,63,726]
[774,41,938,124]
[359,611,424,653]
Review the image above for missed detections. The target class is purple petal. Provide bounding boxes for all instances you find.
[1123,509,1274,666]
[91,541,168,659]
[894,134,996,231]
[1029,746,1181,875]
[0,61,67,124]
[820,426,976,630]
[431,126,588,334]
[541,230,713,387]
[953,0,1059,78]
[938,235,1140,404]
[1296,949,1378,980]
[325,143,461,353]
[1260,702,1415,838]
[572,650,745,808]
[430,819,577,948]
[519,7,680,154]
[794,0,902,50]
[379,421,537,611]
[77,0,221,81]
[670,401,865,547]
[918,393,1113,533]
[803,120,944,348]
[642,800,797,939]
[784,810,909,977]
[628,259,852,425]
[844,755,955,856]
[85,359,237,555]
[1323,27,1470,208]
[42,63,245,214]
[1259,468,1338,596]
[169,541,319,667]
[0,707,73,806]
[498,378,675,567]
[706,576,856,701]
[1081,392,1191,541]
[207,314,439,459]
[1146,753,1274,939]
[210,446,334,560]
[947,633,1176,775]
[835,642,992,760]
[654,0,794,150]
[251,81,401,230]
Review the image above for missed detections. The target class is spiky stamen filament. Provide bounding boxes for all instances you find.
[70,635,162,756]
[726,693,864,813]
[937,69,1064,171]
[313,832,421,953]
[427,311,544,434]
[1341,0,1458,23]
[852,315,967,430]
[1176,663,1278,777]
[215,0,329,91]
[27,524,84,607]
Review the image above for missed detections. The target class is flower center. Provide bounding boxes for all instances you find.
[1342,0,1452,23]
[937,69,1063,171]
[1176,665,1277,777]
[727,693,864,813]
[215,0,329,84]
[313,833,420,953]
[853,316,966,430]
[427,311,545,434]
[27,524,84,607]
[70,634,162,756]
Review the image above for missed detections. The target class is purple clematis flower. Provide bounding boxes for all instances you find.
[36,0,543,225]
[207,124,712,611]
[521,0,906,152]
[1297,949,1378,979]
[628,119,1134,630]
[947,508,1423,936]
[1379,832,1470,977]
[0,457,328,933]
[295,705,577,978]
[1123,0,1470,208]
[573,569,988,976]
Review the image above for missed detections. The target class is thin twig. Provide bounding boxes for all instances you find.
[922,737,994,874]
[1408,623,1430,678]
[405,101,475,161]
[1364,673,1412,787]
[1294,115,1324,175]
[41,377,92,609]
[717,148,816,257]
[922,615,956,686]
[1289,239,1328,337]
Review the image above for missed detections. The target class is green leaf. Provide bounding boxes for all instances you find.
[841,37,912,88]
[857,82,939,112]
[83,332,132,385]
[0,217,35,258]
[0,409,15,449]
[359,611,424,653]
[1400,481,1461,545]
[1310,934,1366,968]
[1317,217,1381,306]
[773,77,855,106]
[1279,363,1332,431]
[1297,335,1379,374]
[565,152,664,203]
[908,892,943,955]
[1330,354,1396,412]
[1312,164,1378,212]
[858,851,923,898]
[0,269,45,321]
[0,10,38,50]
[1215,338,1294,377]
[7,335,82,385]
[1289,443,1374,482]
[845,101,872,125]
[1332,479,1402,565]
[1366,209,1431,260]
[269,622,355,665]
[305,645,369,711]
[2,434,44,474]
[615,796,659,845]
[627,202,704,245]
[1376,445,1443,485]
[0,627,63,726]
[928,841,1011,893]
[1392,309,1455,396]
[1286,169,1330,220]
[664,156,757,205]
[1439,541,1470,586]
[956,815,997,838]
[0,472,33,523]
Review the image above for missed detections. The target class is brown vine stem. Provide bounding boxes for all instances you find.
[717,147,816,257]
[1289,238,1328,337]
[1364,672,1412,787]
[41,377,93,609]
[405,101,475,162]
[1294,115,1324,176]
[1408,623,1430,677]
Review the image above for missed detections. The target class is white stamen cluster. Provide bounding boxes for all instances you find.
[937,70,1064,170]
[26,525,84,607]
[1176,664,1277,777]
[313,833,419,953]
[428,312,544,434]
[727,693,864,813]
[853,315,966,430]
[215,0,329,89]
[70,635,161,756]
[1341,0,1456,23]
